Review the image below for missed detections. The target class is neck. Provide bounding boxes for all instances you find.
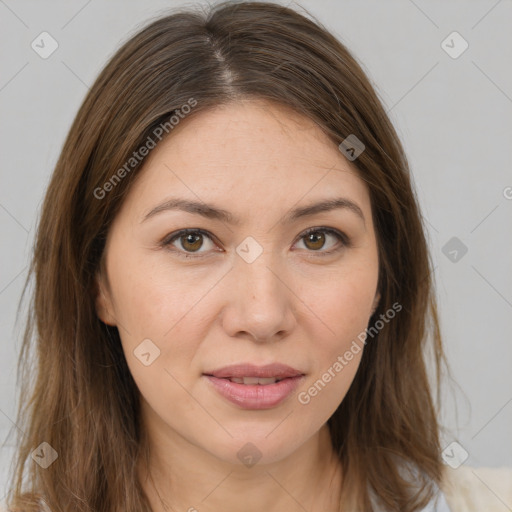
[137,416,342,512]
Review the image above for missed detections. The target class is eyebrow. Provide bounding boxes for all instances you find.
[141,196,365,227]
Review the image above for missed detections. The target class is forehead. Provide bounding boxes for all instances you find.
[119,99,372,223]
[150,99,349,171]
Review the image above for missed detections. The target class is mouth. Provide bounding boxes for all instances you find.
[204,362,304,380]
[220,376,287,385]
[203,363,305,410]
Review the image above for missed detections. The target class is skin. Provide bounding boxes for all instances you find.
[95,99,380,512]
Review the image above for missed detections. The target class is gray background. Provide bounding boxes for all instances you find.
[1,0,511,500]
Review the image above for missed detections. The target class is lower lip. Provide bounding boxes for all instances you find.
[204,375,304,410]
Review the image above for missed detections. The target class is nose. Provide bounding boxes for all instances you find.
[220,250,296,343]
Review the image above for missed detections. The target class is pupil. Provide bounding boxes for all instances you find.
[183,233,202,251]
[306,232,325,250]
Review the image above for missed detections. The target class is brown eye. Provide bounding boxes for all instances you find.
[295,227,348,255]
[163,229,216,257]
[180,232,204,252]
[303,231,326,251]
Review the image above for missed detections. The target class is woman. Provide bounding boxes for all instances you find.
[4,1,511,511]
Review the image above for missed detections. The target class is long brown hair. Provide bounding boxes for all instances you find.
[6,2,450,510]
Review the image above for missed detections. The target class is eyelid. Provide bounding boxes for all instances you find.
[160,228,219,258]
[160,226,350,258]
[296,226,350,251]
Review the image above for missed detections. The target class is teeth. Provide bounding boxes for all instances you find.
[229,377,279,385]
[257,377,278,385]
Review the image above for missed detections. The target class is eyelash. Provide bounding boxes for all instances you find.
[160,227,350,259]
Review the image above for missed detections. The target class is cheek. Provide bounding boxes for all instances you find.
[296,264,376,405]
[305,263,377,342]
[107,248,200,339]
[112,270,204,431]
[105,251,209,402]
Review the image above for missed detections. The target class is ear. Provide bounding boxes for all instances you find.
[93,272,117,326]
[371,290,381,315]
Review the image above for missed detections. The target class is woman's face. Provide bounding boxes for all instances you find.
[95,99,380,466]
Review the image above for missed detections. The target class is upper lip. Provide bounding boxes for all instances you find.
[204,363,304,379]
